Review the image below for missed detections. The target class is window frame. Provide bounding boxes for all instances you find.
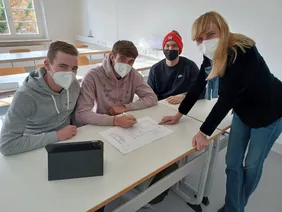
[0,0,47,40]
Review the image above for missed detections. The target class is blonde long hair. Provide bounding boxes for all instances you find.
[192,11,255,80]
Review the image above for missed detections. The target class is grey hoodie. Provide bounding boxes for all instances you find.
[0,67,80,156]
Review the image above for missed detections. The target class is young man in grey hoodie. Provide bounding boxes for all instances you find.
[0,41,80,156]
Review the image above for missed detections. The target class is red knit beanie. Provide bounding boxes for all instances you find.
[162,30,183,54]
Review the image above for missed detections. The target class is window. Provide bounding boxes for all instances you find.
[0,0,10,34]
[0,0,46,39]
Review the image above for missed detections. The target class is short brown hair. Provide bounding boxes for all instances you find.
[111,40,138,58]
[47,41,78,63]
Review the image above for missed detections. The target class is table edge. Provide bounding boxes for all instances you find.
[87,129,228,211]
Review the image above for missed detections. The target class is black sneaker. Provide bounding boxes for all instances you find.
[217,205,225,212]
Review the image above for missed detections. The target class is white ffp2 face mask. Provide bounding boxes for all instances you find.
[198,38,220,60]
[53,71,75,90]
[50,66,75,90]
[114,62,132,78]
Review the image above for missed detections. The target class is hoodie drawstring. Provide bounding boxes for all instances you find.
[117,80,119,102]
[51,95,60,114]
[123,82,125,100]
[67,89,70,110]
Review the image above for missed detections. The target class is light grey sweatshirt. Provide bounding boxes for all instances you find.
[0,68,80,156]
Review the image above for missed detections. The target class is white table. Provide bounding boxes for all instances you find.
[133,56,157,72]
[160,98,233,131]
[76,58,157,76]
[0,104,223,212]
[79,56,158,73]
[0,59,157,96]
[0,48,110,63]
[0,64,100,95]
[0,73,27,94]
[160,98,233,208]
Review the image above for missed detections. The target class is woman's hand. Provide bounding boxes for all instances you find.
[192,131,209,151]
[165,95,185,105]
[159,112,183,125]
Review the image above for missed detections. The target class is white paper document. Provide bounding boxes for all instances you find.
[100,116,174,154]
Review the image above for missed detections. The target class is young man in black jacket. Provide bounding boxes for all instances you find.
[148,30,205,104]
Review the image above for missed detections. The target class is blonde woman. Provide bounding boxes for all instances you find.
[160,11,282,212]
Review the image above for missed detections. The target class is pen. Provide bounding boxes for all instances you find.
[123,112,137,122]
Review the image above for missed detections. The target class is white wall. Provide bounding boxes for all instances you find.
[76,0,282,80]
[77,0,118,42]
[75,0,89,37]
[76,0,282,148]
[42,0,76,44]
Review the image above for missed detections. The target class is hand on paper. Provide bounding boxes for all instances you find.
[114,115,137,128]
[159,112,183,125]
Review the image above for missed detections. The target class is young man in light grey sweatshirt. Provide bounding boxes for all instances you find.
[0,41,80,156]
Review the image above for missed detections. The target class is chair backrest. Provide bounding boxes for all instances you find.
[9,48,31,53]
[75,44,88,48]
[0,67,26,76]
[36,64,44,69]
[78,56,89,66]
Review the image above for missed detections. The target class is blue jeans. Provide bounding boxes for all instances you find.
[225,114,282,212]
